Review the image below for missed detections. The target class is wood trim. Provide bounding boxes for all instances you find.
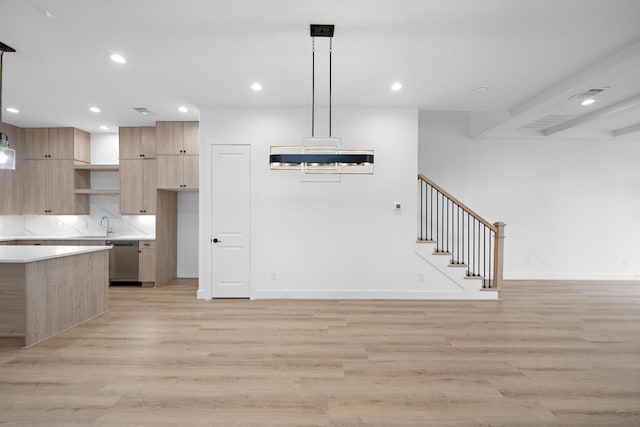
[418,173,497,232]
[74,188,120,195]
[73,163,119,171]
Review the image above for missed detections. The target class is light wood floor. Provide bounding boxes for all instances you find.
[1,280,639,426]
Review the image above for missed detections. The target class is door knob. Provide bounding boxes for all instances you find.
[212,238,222,243]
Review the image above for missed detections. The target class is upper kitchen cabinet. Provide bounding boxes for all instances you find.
[22,159,89,214]
[156,121,199,155]
[119,127,156,159]
[23,128,90,162]
[120,159,156,214]
[20,127,90,215]
[156,121,199,190]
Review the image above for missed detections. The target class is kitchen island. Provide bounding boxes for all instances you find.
[0,245,110,346]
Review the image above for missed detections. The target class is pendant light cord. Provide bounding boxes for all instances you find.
[329,37,332,137]
[311,37,315,138]
[0,52,4,126]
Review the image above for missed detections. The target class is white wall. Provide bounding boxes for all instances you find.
[90,133,119,164]
[177,192,199,277]
[419,111,640,280]
[198,107,475,299]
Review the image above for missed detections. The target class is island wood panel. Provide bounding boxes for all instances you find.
[0,264,26,336]
[23,250,108,346]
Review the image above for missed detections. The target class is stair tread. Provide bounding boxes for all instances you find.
[448,263,468,267]
[416,239,436,243]
[432,251,451,255]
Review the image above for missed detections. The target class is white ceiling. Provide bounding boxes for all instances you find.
[1,0,640,138]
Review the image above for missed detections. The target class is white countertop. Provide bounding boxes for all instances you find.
[0,235,154,242]
[0,245,111,263]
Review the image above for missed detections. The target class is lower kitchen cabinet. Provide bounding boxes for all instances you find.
[138,240,156,285]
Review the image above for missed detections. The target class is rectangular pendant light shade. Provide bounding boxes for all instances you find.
[0,143,16,170]
[270,141,374,175]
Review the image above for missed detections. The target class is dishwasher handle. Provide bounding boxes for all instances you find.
[106,241,138,247]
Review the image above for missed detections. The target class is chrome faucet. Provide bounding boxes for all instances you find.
[100,216,112,236]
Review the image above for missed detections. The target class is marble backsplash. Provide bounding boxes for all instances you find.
[0,195,155,238]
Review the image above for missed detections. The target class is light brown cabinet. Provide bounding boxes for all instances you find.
[156,121,198,155]
[120,159,156,214]
[23,128,90,161]
[156,121,199,190]
[22,159,89,214]
[21,128,90,215]
[156,154,199,190]
[138,240,156,284]
[119,127,156,159]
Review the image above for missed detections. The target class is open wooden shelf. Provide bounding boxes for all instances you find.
[74,163,120,171]
[74,188,120,195]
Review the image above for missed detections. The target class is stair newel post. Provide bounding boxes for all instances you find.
[492,222,506,290]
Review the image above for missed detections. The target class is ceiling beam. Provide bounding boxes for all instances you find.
[470,38,640,138]
[543,94,640,136]
[613,121,640,137]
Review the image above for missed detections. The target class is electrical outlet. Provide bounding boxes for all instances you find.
[418,272,424,282]
[271,272,277,280]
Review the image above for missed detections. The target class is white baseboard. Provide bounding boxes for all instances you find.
[504,273,640,281]
[252,289,499,300]
[196,289,210,300]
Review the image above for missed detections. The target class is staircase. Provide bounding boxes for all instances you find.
[417,174,505,293]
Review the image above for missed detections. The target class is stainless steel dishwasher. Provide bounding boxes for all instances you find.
[106,240,139,284]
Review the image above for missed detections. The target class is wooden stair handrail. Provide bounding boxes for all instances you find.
[418,173,497,233]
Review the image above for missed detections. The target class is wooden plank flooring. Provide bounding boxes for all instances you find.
[1,279,639,426]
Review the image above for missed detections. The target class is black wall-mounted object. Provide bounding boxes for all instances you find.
[310,24,335,37]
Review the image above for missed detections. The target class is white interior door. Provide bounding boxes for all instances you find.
[211,145,251,298]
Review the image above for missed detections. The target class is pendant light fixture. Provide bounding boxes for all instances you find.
[270,25,374,176]
[0,41,17,170]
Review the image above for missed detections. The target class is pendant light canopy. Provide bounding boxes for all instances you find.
[269,25,374,175]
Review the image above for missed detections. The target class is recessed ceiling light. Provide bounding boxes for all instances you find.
[475,85,489,93]
[89,106,101,113]
[178,106,188,113]
[5,107,19,114]
[133,107,155,115]
[581,98,596,106]
[110,53,126,64]
[251,82,262,92]
[36,6,56,19]
[390,82,402,91]
[99,125,109,130]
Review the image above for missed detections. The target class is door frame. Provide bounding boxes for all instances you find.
[198,143,251,300]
